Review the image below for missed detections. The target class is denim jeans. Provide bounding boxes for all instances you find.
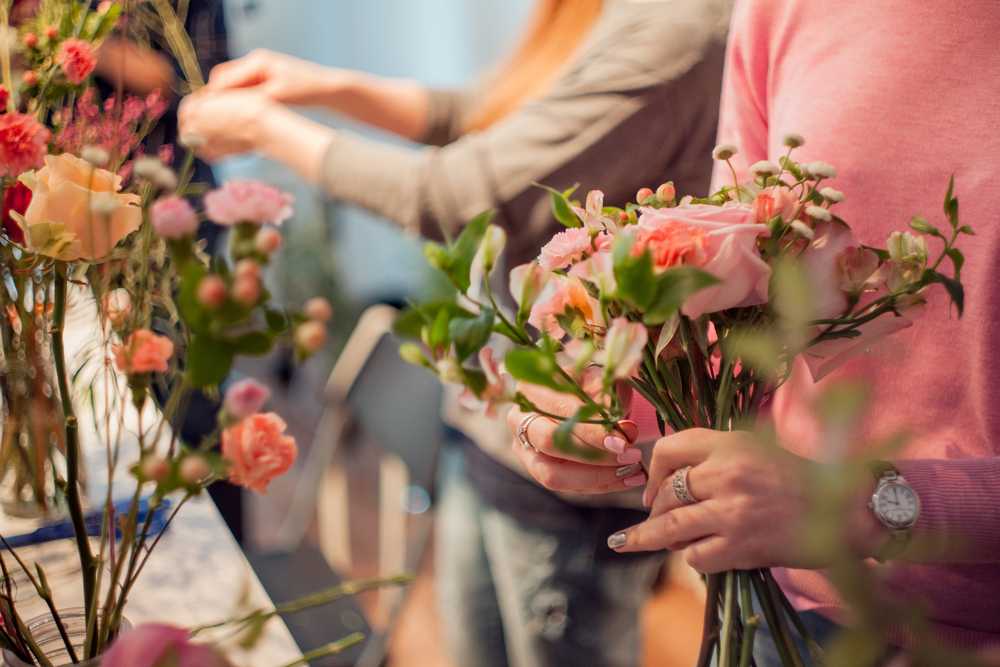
[435,448,665,667]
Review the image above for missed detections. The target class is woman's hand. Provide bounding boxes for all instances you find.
[204,49,343,107]
[505,381,643,495]
[608,429,886,573]
[178,88,279,161]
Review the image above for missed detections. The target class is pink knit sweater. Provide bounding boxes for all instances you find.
[703,0,1000,647]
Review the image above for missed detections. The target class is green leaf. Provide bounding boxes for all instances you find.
[447,210,494,293]
[958,224,975,236]
[644,267,722,325]
[534,182,582,229]
[612,233,656,311]
[504,349,573,393]
[265,309,288,334]
[423,241,449,273]
[861,245,891,261]
[176,263,211,335]
[943,174,955,225]
[430,307,451,351]
[946,248,965,281]
[462,369,488,397]
[920,269,965,316]
[186,335,234,387]
[493,319,521,341]
[449,308,495,362]
[552,405,604,460]
[393,302,476,339]
[231,331,273,356]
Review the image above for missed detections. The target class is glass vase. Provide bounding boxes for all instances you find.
[0,609,131,667]
[0,267,69,520]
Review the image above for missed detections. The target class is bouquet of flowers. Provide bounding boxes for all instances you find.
[396,134,970,665]
[0,2,401,665]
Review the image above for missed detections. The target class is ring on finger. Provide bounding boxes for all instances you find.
[672,466,698,506]
[517,413,543,452]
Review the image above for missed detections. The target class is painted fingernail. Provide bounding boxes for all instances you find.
[608,532,627,549]
[642,489,649,507]
[604,435,627,454]
[623,472,646,488]
[616,448,642,465]
[616,464,640,479]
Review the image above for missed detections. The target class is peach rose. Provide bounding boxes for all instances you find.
[112,329,174,375]
[635,204,771,318]
[221,412,297,493]
[529,275,604,338]
[14,154,142,261]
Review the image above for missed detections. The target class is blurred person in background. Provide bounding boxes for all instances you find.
[178,0,732,665]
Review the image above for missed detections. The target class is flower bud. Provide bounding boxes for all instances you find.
[806,161,837,180]
[196,275,227,310]
[140,456,171,483]
[509,262,550,311]
[475,225,506,274]
[781,132,805,149]
[748,161,780,178]
[81,146,109,167]
[805,205,832,222]
[232,275,261,306]
[44,25,59,41]
[179,455,211,486]
[180,134,207,150]
[233,258,260,282]
[90,192,120,217]
[303,297,333,322]
[655,182,675,203]
[151,196,199,239]
[712,143,738,161]
[636,187,654,203]
[435,357,464,384]
[133,157,178,190]
[223,378,271,422]
[820,187,844,204]
[789,220,815,240]
[253,226,283,256]
[22,70,38,86]
[97,0,114,12]
[23,33,38,49]
[294,320,328,353]
[399,343,432,368]
[601,318,648,381]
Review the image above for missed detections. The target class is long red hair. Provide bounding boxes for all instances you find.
[466,0,604,131]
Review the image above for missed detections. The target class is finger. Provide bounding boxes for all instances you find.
[510,406,622,466]
[682,535,733,574]
[645,430,715,508]
[517,383,636,454]
[609,502,719,553]
[648,464,709,517]
[512,438,644,494]
[207,55,266,90]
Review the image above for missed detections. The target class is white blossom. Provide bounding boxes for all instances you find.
[790,220,814,240]
[89,192,120,217]
[80,147,109,167]
[781,132,805,148]
[820,187,845,203]
[807,161,837,179]
[805,205,832,222]
[712,143,739,161]
[749,160,780,177]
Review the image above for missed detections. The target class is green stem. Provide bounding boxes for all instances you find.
[51,267,97,636]
[772,570,827,666]
[695,573,722,667]
[749,571,795,667]
[278,633,365,667]
[739,571,761,667]
[720,571,736,667]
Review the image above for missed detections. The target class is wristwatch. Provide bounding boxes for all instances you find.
[868,461,920,563]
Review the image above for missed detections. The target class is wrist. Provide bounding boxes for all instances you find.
[846,470,890,560]
[258,107,337,185]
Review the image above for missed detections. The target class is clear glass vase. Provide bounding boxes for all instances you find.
[0,268,69,520]
[0,609,131,667]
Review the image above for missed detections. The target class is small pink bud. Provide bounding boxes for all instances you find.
[618,211,628,222]
[294,320,327,353]
[636,188,654,203]
[223,378,271,421]
[253,226,283,255]
[233,258,260,282]
[303,297,332,322]
[44,25,59,41]
[97,1,114,12]
[22,70,38,86]
[196,275,227,310]
[656,182,675,203]
[140,456,171,483]
[179,455,211,486]
[232,275,261,306]
[23,33,38,49]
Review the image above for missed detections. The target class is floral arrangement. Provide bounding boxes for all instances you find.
[0,1,396,666]
[396,134,970,665]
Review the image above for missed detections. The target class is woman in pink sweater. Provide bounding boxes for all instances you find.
[507,0,1000,661]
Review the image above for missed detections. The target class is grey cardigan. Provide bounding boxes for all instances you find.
[319,0,732,269]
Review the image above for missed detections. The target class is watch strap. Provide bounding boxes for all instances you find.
[868,460,900,480]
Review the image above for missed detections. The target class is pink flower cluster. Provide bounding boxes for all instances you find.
[112,329,175,375]
[0,111,50,177]
[204,179,295,226]
[57,38,97,85]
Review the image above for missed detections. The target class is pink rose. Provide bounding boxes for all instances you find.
[204,179,294,226]
[529,275,604,339]
[102,624,232,667]
[222,378,271,421]
[538,227,607,271]
[752,185,799,225]
[112,329,174,374]
[635,204,771,318]
[458,347,515,418]
[222,412,298,493]
[151,196,199,239]
[57,38,97,85]
[0,112,50,177]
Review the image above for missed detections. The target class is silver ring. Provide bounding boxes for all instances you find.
[672,466,698,506]
[517,413,542,451]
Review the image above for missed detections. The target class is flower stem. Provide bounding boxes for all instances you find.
[695,573,722,667]
[719,570,736,667]
[277,633,365,667]
[51,266,98,636]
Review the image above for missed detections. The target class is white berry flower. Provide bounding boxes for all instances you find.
[805,205,832,222]
[81,147,109,167]
[749,160,780,177]
[781,132,805,149]
[807,161,837,179]
[820,187,845,203]
[712,143,739,160]
[90,192,120,217]
[790,220,814,240]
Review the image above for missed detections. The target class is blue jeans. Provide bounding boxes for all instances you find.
[751,605,840,667]
[435,447,665,667]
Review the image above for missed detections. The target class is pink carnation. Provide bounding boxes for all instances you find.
[538,227,605,271]
[57,38,97,85]
[102,624,232,667]
[112,329,174,375]
[151,196,199,239]
[221,412,297,493]
[222,378,271,421]
[204,179,294,226]
[0,112,50,177]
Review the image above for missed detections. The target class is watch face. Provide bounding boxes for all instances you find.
[875,481,920,527]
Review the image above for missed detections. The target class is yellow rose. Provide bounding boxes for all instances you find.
[12,154,142,262]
